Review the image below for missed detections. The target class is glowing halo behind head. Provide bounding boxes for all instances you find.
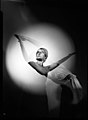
[6,23,76,94]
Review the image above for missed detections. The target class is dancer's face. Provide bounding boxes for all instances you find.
[36,49,46,62]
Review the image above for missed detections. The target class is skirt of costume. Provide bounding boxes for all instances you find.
[45,65,83,111]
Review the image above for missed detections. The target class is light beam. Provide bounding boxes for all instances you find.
[6,23,76,94]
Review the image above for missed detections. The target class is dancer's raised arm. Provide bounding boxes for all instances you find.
[14,34,30,62]
[47,52,76,71]
[14,34,41,62]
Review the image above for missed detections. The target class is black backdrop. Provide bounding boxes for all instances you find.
[2,0,87,119]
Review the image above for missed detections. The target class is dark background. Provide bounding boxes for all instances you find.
[2,0,87,119]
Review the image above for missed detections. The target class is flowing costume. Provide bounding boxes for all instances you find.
[45,65,83,111]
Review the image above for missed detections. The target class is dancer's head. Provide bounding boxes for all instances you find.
[36,48,48,63]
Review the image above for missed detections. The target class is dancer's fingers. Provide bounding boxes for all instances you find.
[14,34,21,43]
[69,52,76,56]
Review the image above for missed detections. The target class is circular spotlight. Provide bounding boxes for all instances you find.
[6,23,75,94]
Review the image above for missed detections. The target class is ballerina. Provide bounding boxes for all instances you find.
[14,34,83,117]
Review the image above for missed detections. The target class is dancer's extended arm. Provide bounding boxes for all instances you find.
[48,52,76,71]
[14,34,42,62]
[14,34,41,62]
[14,34,30,62]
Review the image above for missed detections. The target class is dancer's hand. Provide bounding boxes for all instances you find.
[69,52,76,56]
[14,34,22,43]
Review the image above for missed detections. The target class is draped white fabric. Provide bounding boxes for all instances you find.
[46,65,82,111]
[45,79,62,111]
